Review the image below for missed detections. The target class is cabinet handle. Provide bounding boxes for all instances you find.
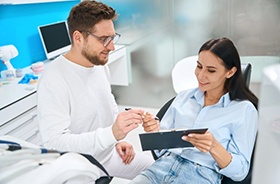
[26,130,42,146]
[19,114,37,128]
[30,114,37,120]
[5,114,38,135]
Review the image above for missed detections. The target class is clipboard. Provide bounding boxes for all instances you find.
[139,128,208,151]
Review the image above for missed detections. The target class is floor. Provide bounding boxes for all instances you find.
[110,105,159,184]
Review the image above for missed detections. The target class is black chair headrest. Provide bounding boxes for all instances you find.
[241,63,252,87]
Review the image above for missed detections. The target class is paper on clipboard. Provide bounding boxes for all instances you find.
[139,128,208,151]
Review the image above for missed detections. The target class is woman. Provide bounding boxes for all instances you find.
[131,37,258,184]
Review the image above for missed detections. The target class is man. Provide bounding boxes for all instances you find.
[37,0,154,181]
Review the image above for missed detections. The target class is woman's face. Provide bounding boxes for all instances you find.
[195,51,235,94]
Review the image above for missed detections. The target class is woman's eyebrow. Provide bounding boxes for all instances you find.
[197,61,217,69]
[206,66,217,69]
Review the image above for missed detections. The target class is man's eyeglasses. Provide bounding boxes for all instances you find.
[80,30,121,47]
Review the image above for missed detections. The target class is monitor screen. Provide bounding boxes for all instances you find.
[38,21,71,60]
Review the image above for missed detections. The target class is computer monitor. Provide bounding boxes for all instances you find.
[251,63,280,184]
[38,21,71,60]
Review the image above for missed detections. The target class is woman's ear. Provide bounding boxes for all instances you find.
[227,66,237,79]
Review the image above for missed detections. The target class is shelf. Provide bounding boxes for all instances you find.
[0,0,76,5]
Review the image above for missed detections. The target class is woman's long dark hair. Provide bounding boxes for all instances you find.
[199,37,258,109]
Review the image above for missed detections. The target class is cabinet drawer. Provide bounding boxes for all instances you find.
[26,131,42,146]
[0,92,37,126]
[0,106,41,145]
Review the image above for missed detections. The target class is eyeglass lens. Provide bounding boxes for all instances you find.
[104,34,120,47]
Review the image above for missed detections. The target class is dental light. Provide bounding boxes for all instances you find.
[0,45,18,75]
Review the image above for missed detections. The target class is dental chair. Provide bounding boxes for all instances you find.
[153,55,255,184]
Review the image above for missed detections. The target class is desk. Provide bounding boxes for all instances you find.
[0,44,129,145]
[0,73,40,144]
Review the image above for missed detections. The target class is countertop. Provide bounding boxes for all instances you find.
[0,44,126,110]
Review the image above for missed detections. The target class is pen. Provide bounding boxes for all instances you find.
[124,108,159,121]
[142,111,160,121]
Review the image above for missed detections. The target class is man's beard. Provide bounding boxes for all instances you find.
[81,48,108,66]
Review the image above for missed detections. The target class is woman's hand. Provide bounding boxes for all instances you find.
[182,131,232,168]
[115,141,135,165]
[182,131,215,153]
[142,112,160,132]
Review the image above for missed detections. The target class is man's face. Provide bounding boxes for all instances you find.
[81,19,116,66]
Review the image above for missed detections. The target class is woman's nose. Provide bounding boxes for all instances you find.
[197,70,205,80]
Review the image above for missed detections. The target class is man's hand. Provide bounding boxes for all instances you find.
[142,112,160,132]
[115,141,135,164]
[112,109,144,141]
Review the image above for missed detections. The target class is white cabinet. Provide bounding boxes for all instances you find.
[0,78,42,146]
[108,45,129,86]
[0,105,41,145]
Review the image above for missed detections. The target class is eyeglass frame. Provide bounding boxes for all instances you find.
[79,30,121,47]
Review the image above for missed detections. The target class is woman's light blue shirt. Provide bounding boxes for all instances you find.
[158,88,258,181]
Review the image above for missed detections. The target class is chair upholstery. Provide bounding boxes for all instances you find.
[241,63,252,87]
[153,61,254,184]
[172,55,198,94]
[95,177,113,184]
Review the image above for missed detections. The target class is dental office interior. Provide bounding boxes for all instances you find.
[0,0,280,183]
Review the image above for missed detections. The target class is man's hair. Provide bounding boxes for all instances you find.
[67,0,117,41]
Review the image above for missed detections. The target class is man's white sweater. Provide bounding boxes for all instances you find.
[37,55,118,162]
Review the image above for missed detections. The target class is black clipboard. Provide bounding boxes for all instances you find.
[139,128,208,151]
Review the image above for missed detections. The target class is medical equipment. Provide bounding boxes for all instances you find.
[0,136,111,184]
[0,45,18,76]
